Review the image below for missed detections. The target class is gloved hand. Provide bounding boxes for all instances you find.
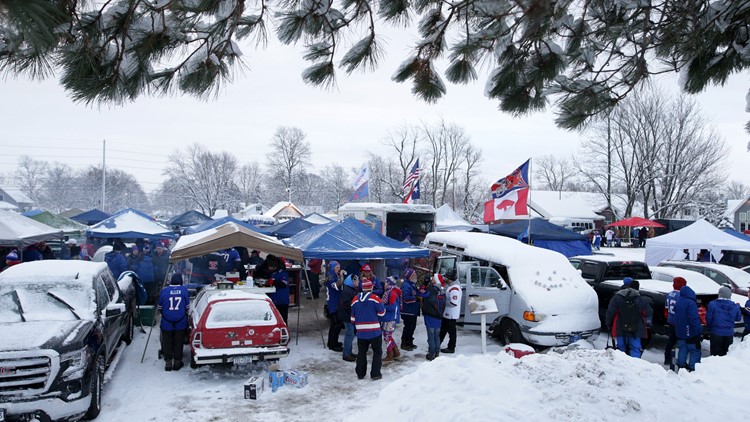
[688,335,702,346]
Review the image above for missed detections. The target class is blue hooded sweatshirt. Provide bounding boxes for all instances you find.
[674,286,702,340]
[326,261,342,313]
[105,250,128,279]
[707,298,742,336]
[743,299,750,330]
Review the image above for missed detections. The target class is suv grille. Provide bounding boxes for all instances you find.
[0,355,52,396]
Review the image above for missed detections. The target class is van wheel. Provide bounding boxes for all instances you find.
[85,353,105,420]
[498,319,522,346]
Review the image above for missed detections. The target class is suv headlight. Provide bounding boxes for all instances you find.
[61,348,88,380]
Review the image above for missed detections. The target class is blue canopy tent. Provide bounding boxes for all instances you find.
[723,228,750,242]
[87,208,175,239]
[262,218,316,239]
[70,209,111,225]
[489,218,591,258]
[285,218,430,260]
[166,210,213,229]
[21,209,45,218]
[184,216,263,235]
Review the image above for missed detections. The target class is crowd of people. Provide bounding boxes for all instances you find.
[606,275,750,372]
[324,261,462,380]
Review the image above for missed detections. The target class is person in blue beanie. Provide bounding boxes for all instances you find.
[158,273,190,371]
[326,261,344,352]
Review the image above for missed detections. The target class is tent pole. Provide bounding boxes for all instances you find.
[300,261,325,347]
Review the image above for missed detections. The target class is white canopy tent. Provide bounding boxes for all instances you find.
[644,219,750,265]
[0,209,64,249]
[435,204,476,232]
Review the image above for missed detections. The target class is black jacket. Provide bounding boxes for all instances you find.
[605,288,653,338]
[337,284,358,321]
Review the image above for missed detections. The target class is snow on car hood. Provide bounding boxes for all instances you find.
[0,321,88,352]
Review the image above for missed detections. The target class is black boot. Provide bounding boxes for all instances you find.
[165,359,173,371]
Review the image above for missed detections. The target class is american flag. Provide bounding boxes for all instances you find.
[402,159,421,192]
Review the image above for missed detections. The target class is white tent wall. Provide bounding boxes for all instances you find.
[644,219,750,265]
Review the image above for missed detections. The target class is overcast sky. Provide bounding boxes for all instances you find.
[1,28,748,196]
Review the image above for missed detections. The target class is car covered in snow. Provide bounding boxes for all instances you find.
[0,261,137,421]
[188,286,290,367]
[657,261,750,296]
[424,232,601,347]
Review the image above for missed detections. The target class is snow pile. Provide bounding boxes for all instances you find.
[350,342,750,421]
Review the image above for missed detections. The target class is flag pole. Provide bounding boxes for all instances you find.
[527,158,532,245]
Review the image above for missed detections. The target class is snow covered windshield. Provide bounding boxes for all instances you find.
[205,300,277,329]
[0,281,93,323]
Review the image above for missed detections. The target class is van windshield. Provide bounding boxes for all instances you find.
[602,263,651,280]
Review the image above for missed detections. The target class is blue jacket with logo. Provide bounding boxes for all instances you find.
[326,262,342,313]
[674,286,702,340]
[665,290,680,325]
[400,279,420,316]
[706,298,742,336]
[158,284,190,330]
[268,269,290,305]
[351,292,386,339]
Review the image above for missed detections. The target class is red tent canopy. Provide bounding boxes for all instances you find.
[607,216,665,228]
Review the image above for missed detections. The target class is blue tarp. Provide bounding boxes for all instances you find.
[184,216,263,235]
[167,210,213,228]
[489,218,591,258]
[71,209,111,225]
[87,208,175,239]
[723,228,750,242]
[22,209,44,218]
[285,218,430,259]
[262,218,315,239]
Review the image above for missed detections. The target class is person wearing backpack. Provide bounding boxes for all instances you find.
[420,274,446,361]
[605,278,653,358]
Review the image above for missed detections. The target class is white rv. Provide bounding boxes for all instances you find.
[338,202,436,246]
[424,232,600,347]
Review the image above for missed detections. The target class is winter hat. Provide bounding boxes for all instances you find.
[444,269,458,281]
[718,286,732,299]
[328,261,340,274]
[170,273,183,285]
[403,268,416,281]
[672,277,687,290]
[433,273,445,286]
[143,245,151,253]
[629,280,640,290]
[66,238,77,245]
[386,276,398,286]
[113,243,122,251]
[5,250,19,261]
[623,277,633,286]
[361,278,373,291]
[361,264,372,272]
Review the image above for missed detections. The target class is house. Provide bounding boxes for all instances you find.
[0,186,34,212]
[529,190,606,228]
[724,195,750,233]
[265,201,304,223]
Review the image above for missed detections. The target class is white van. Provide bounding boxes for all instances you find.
[548,217,595,234]
[424,232,600,346]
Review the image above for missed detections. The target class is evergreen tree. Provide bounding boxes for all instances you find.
[2,1,748,130]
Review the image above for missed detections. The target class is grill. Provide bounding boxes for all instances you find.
[0,354,52,396]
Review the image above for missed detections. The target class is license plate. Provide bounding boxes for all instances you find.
[569,334,582,343]
[234,356,250,365]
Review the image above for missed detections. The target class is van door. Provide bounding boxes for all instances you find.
[462,266,511,329]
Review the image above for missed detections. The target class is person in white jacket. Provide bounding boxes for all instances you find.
[439,270,462,354]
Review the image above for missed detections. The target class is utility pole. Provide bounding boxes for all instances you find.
[102,139,106,211]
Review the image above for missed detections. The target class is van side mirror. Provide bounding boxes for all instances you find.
[104,303,126,318]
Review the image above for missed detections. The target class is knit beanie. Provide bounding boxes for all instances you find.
[672,277,687,290]
[718,286,732,299]
[623,277,633,286]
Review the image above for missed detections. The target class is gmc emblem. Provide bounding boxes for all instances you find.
[0,367,16,375]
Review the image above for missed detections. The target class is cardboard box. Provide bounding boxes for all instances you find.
[284,370,308,388]
[244,376,265,400]
[268,370,285,393]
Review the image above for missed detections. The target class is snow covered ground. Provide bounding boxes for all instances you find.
[99,246,748,421]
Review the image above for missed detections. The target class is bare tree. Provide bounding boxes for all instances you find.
[534,155,576,191]
[73,166,149,213]
[236,162,263,205]
[319,164,353,212]
[266,127,311,199]
[16,156,48,204]
[725,181,750,200]
[459,145,485,221]
[421,120,470,207]
[382,125,420,200]
[40,163,77,213]
[164,144,239,216]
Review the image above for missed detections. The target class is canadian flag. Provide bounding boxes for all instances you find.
[483,189,529,223]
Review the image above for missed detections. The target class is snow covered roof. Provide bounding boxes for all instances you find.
[58,208,86,219]
[0,260,108,281]
[339,202,436,214]
[529,191,605,220]
[0,209,64,247]
[87,208,174,239]
[303,213,333,225]
[27,211,87,235]
[0,201,17,210]
[265,202,304,220]
[0,186,33,204]
[724,197,749,218]
[435,204,475,232]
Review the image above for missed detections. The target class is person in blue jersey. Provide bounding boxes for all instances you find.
[706,286,742,356]
[663,277,686,366]
[158,273,190,371]
[266,255,290,324]
[399,268,421,351]
[350,278,386,380]
[674,285,703,371]
[326,261,344,352]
